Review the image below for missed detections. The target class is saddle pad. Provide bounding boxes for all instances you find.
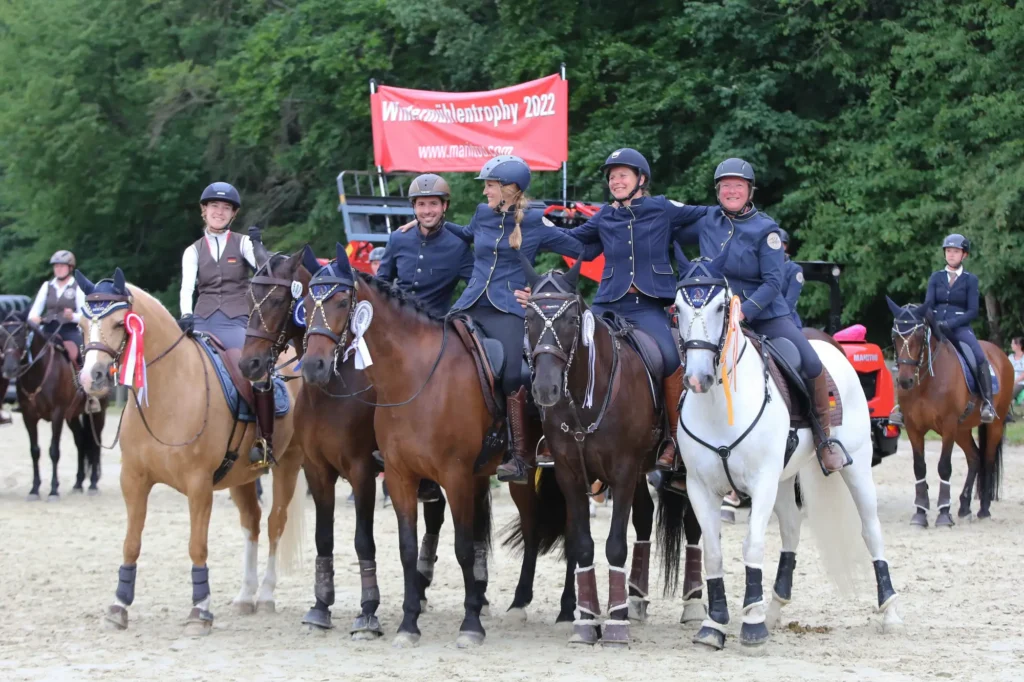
[955,350,999,396]
[196,337,290,422]
[598,312,661,408]
[451,315,504,419]
[759,342,843,429]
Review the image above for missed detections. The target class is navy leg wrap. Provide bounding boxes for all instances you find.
[773,551,796,602]
[191,565,210,605]
[116,564,137,606]
[743,566,764,608]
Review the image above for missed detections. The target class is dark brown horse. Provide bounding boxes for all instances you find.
[1,317,106,499]
[887,298,1011,523]
[300,244,582,647]
[519,256,704,647]
[239,244,452,637]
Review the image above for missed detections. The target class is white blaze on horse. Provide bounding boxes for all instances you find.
[76,268,306,636]
[669,259,901,651]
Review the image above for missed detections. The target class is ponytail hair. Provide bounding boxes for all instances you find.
[508,187,530,250]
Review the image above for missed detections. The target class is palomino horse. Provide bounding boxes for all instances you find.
[75,268,306,635]
[519,255,703,647]
[1,317,106,498]
[668,259,901,651]
[887,298,1010,524]
[240,243,451,637]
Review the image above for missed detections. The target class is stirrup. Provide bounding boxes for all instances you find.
[535,436,554,469]
[980,402,996,423]
[248,438,273,469]
[814,438,852,476]
[655,438,678,472]
[496,455,528,484]
[888,409,903,427]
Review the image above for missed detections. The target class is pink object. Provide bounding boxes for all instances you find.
[833,324,866,342]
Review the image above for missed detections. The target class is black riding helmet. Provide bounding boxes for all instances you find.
[942,233,970,254]
[200,182,241,209]
[601,148,651,203]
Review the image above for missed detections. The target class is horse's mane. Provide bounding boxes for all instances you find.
[355,271,445,325]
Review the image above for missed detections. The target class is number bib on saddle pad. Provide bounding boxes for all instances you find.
[194,335,290,422]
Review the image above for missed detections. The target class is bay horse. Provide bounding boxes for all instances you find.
[75,267,306,635]
[519,255,705,647]
[1,316,106,499]
[300,243,575,647]
[667,259,901,651]
[887,297,1010,524]
[239,243,451,638]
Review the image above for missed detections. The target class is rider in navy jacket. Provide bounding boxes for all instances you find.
[780,229,804,327]
[676,158,849,474]
[891,233,995,423]
[377,174,474,318]
[563,148,707,473]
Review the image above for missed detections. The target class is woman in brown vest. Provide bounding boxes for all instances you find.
[179,182,274,466]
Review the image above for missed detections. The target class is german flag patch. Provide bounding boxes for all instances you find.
[226,257,238,264]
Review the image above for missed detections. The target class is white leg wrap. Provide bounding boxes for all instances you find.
[604,619,630,626]
[700,618,727,634]
[575,564,595,575]
[771,589,790,607]
[741,600,767,625]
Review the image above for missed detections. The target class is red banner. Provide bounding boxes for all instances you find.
[371,74,568,172]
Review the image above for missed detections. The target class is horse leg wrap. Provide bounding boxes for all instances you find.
[741,566,765,620]
[116,564,137,606]
[314,556,335,607]
[914,478,930,512]
[191,565,210,605]
[604,566,630,645]
[628,541,651,599]
[683,544,703,600]
[359,560,380,607]
[773,551,796,603]
[937,478,952,511]
[417,534,439,582]
[873,560,897,610]
[572,565,601,644]
[473,542,488,583]
[706,576,729,626]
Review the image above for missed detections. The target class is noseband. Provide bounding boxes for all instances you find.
[525,273,583,373]
[891,318,933,384]
[246,258,301,357]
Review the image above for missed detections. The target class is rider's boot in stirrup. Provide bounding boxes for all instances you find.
[808,373,851,475]
[976,359,996,423]
[496,386,529,484]
[249,382,276,467]
[888,404,904,427]
[656,367,684,471]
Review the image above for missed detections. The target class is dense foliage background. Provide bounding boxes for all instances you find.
[2,0,1021,345]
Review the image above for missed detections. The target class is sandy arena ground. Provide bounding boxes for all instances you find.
[0,411,1022,682]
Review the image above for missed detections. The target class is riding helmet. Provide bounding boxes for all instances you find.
[942,233,970,254]
[49,250,76,268]
[476,156,531,193]
[200,182,241,209]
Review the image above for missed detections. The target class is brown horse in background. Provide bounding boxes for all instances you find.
[240,243,452,637]
[1,317,106,499]
[76,268,306,635]
[888,298,1011,524]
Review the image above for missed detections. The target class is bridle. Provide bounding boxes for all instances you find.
[246,256,300,360]
[0,321,58,381]
[891,316,934,387]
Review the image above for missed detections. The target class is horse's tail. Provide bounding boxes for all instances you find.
[500,468,566,557]
[275,465,308,577]
[797,462,870,596]
[976,423,1003,503]
[656,487,688,597]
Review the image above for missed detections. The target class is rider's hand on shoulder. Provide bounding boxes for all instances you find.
[397,220,417,233]
[514,287,531,308]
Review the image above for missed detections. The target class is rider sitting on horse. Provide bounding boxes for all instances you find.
[28,250,101,413]
[679,158,849,474]
[443,155,598,483]
[779,229,804,328]
[890,233,995,425]
[178,182,276,466]
[380,173,474,500]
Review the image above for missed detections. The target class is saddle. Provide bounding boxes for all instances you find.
[747,330,843,429]
[950,341,1000,396]
[450,314,509,418]
[203,333,254,409]
[599,311,662,409]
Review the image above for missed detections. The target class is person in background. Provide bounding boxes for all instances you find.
[780,229,804,328]
[369,247,385,276]
[1008,337,1024,420]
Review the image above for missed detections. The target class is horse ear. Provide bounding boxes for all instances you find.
[74,270,95,295]
[885,295,904,318]
[709,248,729,275]
[301,244,320,276]
[334,242,354,280]
[517,251,540,288]
[113,268,126,294]
[564,255,584,291]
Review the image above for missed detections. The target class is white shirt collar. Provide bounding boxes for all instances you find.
[50,277,75,291]
[945,265,963,277]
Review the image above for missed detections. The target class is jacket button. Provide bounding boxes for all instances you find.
[630,271,634,276]
[417,268,421,273]
[629,256,633,260]
[628,240,632,245]
[419,255,424,259]
[414,281,419,286]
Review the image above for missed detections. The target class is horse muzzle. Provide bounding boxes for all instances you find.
[531,381,560,408]
[301,355,333,386]
[83,362,114,396]
[684,372,714,394]
[897,376,915,391]
[240,351,273,382]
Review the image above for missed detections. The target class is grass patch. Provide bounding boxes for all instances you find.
[923,419,1024,446]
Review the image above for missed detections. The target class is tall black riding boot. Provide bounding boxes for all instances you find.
[976,359,996,423]
[249,382,276,467]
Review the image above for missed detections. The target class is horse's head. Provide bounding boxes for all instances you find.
[76,268,131,396]
[674,257,732,394]
[241,241,320,381]
[520,253,584,407]
[301,243,357,386]
[887,295,931,390]
[0,314,30,380]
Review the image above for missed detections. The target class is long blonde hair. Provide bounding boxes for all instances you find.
[506,187,530,250]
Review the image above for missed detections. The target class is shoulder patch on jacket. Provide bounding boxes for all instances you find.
[669,200,686,207]
[766,232,782,250]
[542,216,555,227]
[796,272,804,283]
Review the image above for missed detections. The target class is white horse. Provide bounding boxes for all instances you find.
[671,262,901,650]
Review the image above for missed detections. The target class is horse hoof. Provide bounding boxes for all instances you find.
[881,602,904,634]
[351,629,381,642]
[935,512,955,528]
[46,493,60,503]
[977,510,992,520]
[693,626,726,650]
[680,602,707,624]
[602,621,630,648]
[480,604,491,618]
[909,512,928,528]
[957,507,973,520]
[505,607,527,624]
[103,605,128,630]
[392,632,420,648]
[87,487,100,496]
[568,623,600,646]
[456,631,485,648]
[351,614,383,640]
[740,621,770,647]
[26,493,40,502]
[627,596,648,623]
[301,607,333,630]
[257,600,276,614]
[72,486,84,494]
[184,621,212,637]
[233,601,256,615]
